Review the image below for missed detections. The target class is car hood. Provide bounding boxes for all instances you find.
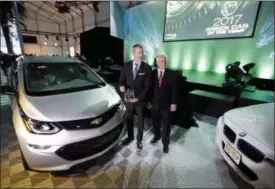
[224,103,274,150]
[19,85,121,122]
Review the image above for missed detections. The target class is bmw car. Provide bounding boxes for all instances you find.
[216,103,274,188]
[1,56,126,171]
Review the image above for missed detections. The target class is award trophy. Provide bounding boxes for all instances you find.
[125,88,135,102]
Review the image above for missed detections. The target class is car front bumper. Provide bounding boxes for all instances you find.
[14,108,126,171]
[216,116,274,188]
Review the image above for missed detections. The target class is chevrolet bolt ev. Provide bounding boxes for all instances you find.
[1,56,126,171]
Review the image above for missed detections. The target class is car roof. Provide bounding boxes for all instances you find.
[23,56,82,64]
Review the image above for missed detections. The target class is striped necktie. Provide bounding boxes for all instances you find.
[158,71,163,87]
[133,63,139,79]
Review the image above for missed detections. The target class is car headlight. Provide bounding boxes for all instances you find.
[19,107,62,134]
[117,100,125,112]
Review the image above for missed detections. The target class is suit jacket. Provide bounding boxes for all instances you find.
[119,60,152,102]
[150,68,179,110]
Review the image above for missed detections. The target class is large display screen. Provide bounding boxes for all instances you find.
[164,1,260,41]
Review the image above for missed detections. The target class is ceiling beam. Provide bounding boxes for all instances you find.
[27,1,65,23]
[26,7,65,25]
[34,2,44,14]
[21,29,74,37]
[43,1,71,21]
[70,7,81,17]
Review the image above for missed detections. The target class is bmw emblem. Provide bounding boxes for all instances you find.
[239,132,246,137]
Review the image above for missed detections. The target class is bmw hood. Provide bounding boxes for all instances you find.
[19,85,121,122]
[224,103,274,150]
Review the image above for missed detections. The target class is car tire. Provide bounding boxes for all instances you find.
[21,151,30,170]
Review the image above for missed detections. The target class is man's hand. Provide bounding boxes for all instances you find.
[170,104,177,112]
[120,86,125,93]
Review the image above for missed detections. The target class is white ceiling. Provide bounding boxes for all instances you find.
[25,1,90,25]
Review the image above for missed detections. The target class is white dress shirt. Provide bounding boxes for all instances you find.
[158,68,165,77]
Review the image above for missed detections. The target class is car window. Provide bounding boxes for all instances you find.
[24,62,106,96]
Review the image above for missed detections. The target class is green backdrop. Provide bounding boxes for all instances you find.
[124,1,274,79]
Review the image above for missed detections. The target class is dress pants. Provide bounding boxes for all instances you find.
[125,102,144,142]
[151,107,171,147]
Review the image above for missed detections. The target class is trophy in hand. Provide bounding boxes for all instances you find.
[125,88,135,103]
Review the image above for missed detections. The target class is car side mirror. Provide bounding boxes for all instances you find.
[0,85,16,95]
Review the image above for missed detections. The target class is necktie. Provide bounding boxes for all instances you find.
[133,63,139,79]
[158,71,163,87]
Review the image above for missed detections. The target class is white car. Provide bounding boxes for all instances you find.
[216,103,274,188]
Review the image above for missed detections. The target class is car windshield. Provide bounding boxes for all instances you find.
[24,62,106,96]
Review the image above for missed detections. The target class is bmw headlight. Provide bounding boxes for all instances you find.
[20,107,62,134]
[117,100,125,112]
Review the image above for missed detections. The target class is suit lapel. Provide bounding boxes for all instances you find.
[154,70,159,87]
[129,61,134,84]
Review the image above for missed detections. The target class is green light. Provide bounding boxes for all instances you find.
[215,60,226,73]
[171,50,180,69]
[197,43,209,72]
[183,53,192,70]
[197,55,207,72]
[259,65,274,79]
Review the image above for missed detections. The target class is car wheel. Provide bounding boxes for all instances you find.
[20,151,30,170]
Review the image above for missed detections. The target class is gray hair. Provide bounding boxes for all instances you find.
[156,54,168,62]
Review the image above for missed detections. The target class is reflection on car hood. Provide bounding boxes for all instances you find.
[19,85,121,122]
[224,103,274,150]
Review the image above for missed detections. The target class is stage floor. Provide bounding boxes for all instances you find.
[182,70,252,88]
[1,103,253,188]
[182,70,274,104]
[241,89,274,103]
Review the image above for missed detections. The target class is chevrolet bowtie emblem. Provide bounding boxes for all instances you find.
[91,117,103,125]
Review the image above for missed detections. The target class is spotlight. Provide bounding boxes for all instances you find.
[54,43,57,46]
[225,61,244,83]
[45,35,48,40]
[44,42,47,45]
[56,36,59,41]
[65,37,68,42]
[242,63,255,75]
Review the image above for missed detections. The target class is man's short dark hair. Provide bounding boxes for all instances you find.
[132,44,143,50]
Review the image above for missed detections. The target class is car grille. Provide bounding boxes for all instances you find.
[55,123,124,160]
[57,104,119,130]
[222,142,258,181]
[223,125,236,143]
[237,139,265,163]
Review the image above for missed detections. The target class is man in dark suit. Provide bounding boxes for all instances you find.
[119,44,152,149]
[149,54,178,153]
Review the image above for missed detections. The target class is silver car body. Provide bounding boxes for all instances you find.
[9,56,126,171]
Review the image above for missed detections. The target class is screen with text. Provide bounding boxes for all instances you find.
[164,1,260,41]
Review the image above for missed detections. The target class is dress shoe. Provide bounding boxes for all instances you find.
[150,137,160,144]
[137,142,142,149]
[121,137,133,145]
[163,146,169,153]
